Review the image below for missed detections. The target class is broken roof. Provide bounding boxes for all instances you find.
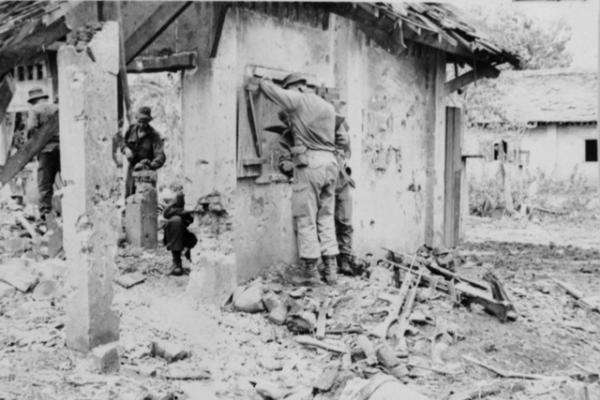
[0,1,71,79]
[351,2,520,67]
[469,69,598,126]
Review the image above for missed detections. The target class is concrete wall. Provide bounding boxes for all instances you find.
[465,124,599,185]
[182,7,447,283]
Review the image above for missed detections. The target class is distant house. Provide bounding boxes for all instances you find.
[464,69,598,185]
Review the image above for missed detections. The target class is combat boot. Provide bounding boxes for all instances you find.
[322,256,338,285]
[301,258,323,286]
[338,253,354,276]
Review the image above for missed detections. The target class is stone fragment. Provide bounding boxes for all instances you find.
[186,251,236,307]
[289,287,307,299]
[115,272,146,289]
[0,282,15,299]
[353,335,377,365]
[376,344,401,369]
[150,341,191,363]
[0,259,38,292]
[91,342,120,373]
[180,382,219,400]
[313,364,340,392]
[286,311,317,334]
[32,279,57,300]
[251,379,287,400]
[233,281,265,313]
[164,363,211,381]
[262,291,287,325]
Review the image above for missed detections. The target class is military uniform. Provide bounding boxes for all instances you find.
[123,121,166,197]
[260,76,339,283]
[333,117,355,271]
[25,92,60,217]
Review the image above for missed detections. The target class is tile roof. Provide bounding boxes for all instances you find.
[0,1,69,51]
[469,69,597,125]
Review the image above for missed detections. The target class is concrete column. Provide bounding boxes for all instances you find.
[58,22,120,352]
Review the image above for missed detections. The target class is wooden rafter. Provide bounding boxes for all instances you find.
[444,65,500,95]
[124,1,192,64]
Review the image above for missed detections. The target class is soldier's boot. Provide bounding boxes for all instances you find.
[300,258,323,286]
[338,253,354,276]
[169,251,184,276]
[322,256,338,285]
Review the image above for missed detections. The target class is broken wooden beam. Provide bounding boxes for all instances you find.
[127,52,197,73]
[295,335,348,354]
[444,64,500,95]
[553,279,600,313]
[0,114,58,187]
[462,355,567,381]
[124,2,192,64]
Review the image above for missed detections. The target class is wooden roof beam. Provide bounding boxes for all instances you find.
[444,64,499,96]
[124,1,192,64]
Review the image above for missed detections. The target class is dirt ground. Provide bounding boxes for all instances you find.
[2,213,600,399]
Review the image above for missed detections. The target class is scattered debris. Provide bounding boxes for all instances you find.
[0,259,39,292]
[115,272,146,289]
[295,335,348,354]
[446,381,503,400]
[340,373,431,400]
[313,364,340,393]
[149,341,191,363]
[233,281,265,313]
[32,279,57,300]
[462,355,567,380]
[262,291,287,325]
[286,311,316,334]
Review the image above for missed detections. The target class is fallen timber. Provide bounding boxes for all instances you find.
[378,249,517,322]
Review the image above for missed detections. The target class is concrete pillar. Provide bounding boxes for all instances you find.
[125,170,158,249]
[58,22,120,352]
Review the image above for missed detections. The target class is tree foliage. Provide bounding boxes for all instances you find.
[462,5,573,129]
[470,5,573,70]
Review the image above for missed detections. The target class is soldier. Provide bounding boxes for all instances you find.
[121,106,166,197]
[260,73,339,285]
[333,114,356,275]
[25,88,59,219]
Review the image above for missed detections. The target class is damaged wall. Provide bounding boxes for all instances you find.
[181,6,447,283]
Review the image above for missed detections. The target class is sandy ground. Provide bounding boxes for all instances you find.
[2,214,600,399]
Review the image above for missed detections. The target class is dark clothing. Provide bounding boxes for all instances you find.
[162,195,197,252]
[123,123,166,197]
[27,103,59,153]
[37,147,60,216]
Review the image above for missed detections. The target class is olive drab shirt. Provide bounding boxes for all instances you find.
[259,79,336,153]
[26,102,59,153]
[123,123,166,169]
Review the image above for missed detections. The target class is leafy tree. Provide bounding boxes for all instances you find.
[467,4,573,70]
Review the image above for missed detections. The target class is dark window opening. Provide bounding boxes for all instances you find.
[26,65,34,80]
[17,66,25,81]
[36,63,44,79]
[493,140,508,161]
[585,139,598,162]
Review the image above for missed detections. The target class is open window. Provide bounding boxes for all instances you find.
[585,139,598,162]
[236,66,341,183]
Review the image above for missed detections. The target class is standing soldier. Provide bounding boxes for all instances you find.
[25,88,59,220]
[121,106,166,197]
[259,73,339,285]
[333,114,355,274]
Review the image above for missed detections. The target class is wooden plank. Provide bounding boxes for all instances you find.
[444,65,499,95]
[444,106,455,247]
[124,2,192,64]
[0,113,58,187]
[127,52,196,73]
[210,4,229,58]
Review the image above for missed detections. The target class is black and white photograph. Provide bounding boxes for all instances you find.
[0,0,599,398]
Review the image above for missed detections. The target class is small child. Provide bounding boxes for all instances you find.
[162,190,198,276]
